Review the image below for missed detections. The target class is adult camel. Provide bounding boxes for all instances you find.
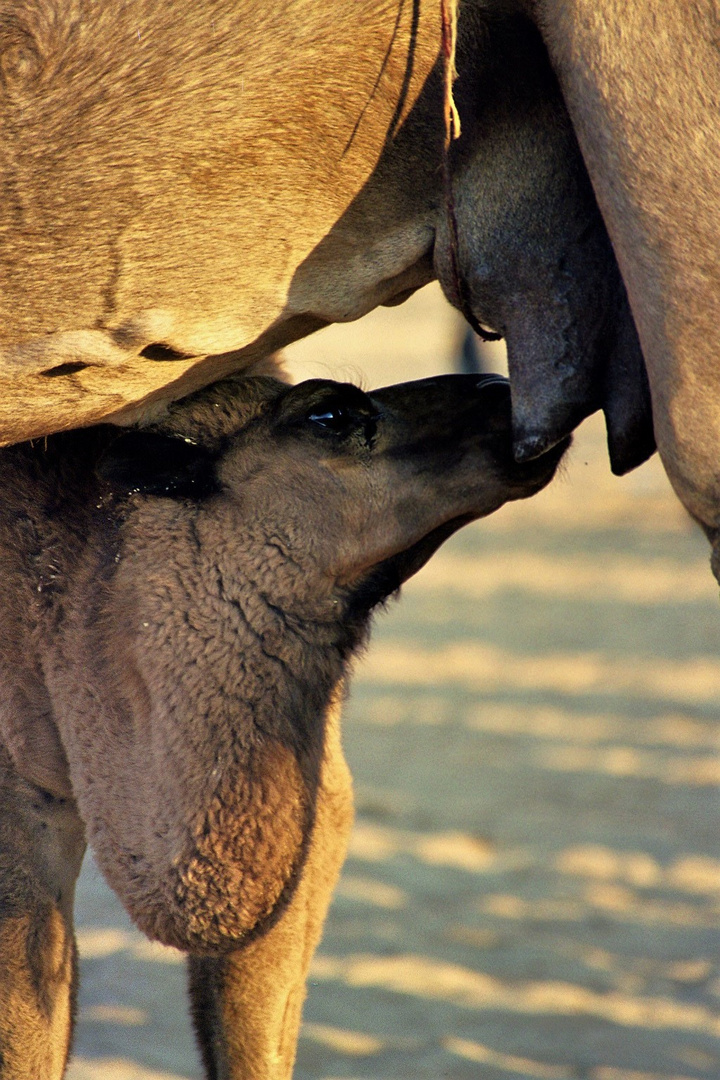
[3,3,715,541]
[527,0,720,552]
[0,1,715,1078]
[0,0,653,474]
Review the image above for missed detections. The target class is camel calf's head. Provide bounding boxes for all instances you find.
[101,373,567,619]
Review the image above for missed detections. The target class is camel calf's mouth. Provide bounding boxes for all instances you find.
[314,372,570,603]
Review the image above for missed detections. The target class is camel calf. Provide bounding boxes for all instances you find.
[0,372,567,1078]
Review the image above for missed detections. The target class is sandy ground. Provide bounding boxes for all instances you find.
[66,286,720,1080]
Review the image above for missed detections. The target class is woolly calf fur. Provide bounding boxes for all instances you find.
[0,372,567,954]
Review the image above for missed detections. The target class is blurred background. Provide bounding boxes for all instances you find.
[67,284,720,1080]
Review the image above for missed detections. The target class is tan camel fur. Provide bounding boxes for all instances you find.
[0,2,716,547]
[0,371,568,1077]
[0,369,569,1071]
[0,1,647,477]
[529,0,720,553]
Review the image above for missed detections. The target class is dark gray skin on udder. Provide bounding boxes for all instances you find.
[433,9,655,474]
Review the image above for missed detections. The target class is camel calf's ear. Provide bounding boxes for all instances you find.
[96,431,219,498]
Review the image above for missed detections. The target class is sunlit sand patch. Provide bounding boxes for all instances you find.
[479,894,586,922]
[356,641,720,706]
[348,822,404,862]
[556,846,720,898]
[336,875,407,909]
[355,692,457,727]
[444,1035,573,1078]
[408,549,717,605]
[309,953,720,1034]
[669,856,720,895]
[75,928,137,959]
[556,846,662,888]
[485,493,694,534]
[80,1005,148,1026]
[612,882,718,924]
[666,959,715,983]
[348,822,497,873]
[591,1069,698,1080]
[626,713,718,749]
[75,927,184,964]
[584,883,717,925]
[358,699,720,754]
[66,1058,191,1080]
[131,939,185,965]
[302,1022,386,1056]
[558,947,714,988]
[478,473,694,538]
[463,705,720,751]
[538,744,720,786]
[415,831,496,871]
[478,887,717,928]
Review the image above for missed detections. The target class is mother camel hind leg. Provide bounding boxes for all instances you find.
[0,744,85,1079]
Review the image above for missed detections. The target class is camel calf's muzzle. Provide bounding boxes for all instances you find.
[315,372,571,600]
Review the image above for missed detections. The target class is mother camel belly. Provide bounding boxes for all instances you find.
[0,0,441,437]
[0,0,651,479]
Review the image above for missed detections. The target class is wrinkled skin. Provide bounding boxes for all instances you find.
[530,0,720,561]
[0,371,567,1076]
[0,0,651,478]
[434,9,654,473]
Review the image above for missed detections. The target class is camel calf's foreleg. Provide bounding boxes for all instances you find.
[0,746,86,1080]
[187,707,354,1080]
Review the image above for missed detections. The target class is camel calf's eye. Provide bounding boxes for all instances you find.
[294,386,379,443]
[307,406,354,434]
